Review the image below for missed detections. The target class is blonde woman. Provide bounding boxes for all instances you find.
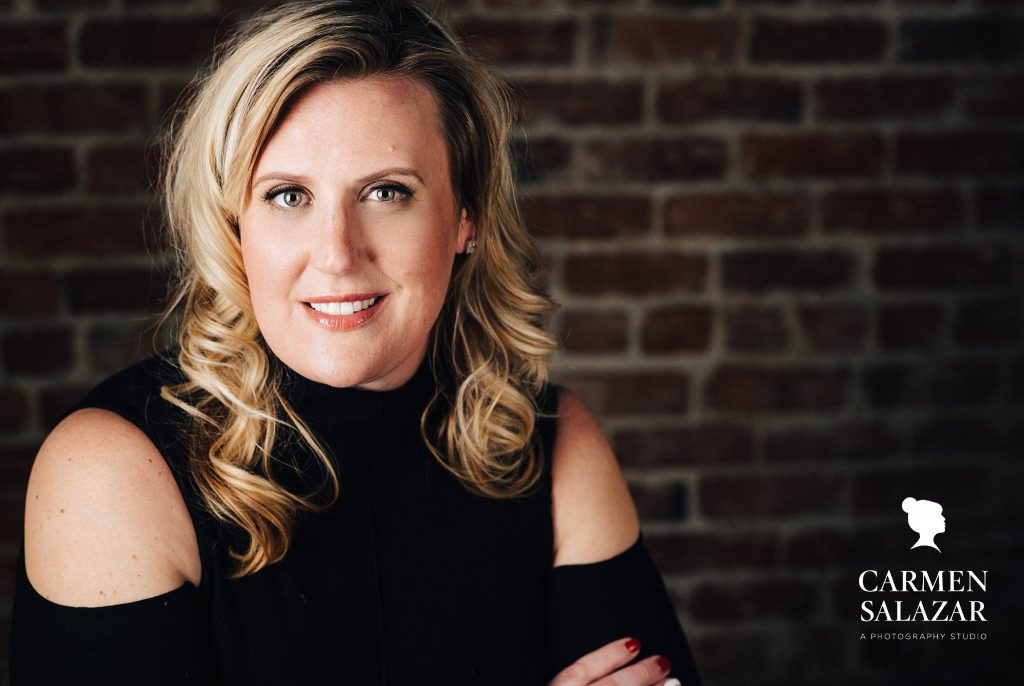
[10,2,701,685]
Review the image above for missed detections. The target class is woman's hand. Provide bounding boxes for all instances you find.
[547,637,680,686]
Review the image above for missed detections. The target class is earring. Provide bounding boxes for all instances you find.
[464,238,477,255]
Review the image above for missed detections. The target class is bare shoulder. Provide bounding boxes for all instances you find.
[549,387,640,567]
[23,407,200,607]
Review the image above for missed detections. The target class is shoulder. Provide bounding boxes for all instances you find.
[549,386,640,567]
[22,406,201,607]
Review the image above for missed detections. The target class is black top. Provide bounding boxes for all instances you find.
[9,350,702,685]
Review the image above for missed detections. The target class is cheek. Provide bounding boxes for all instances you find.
[239,226,292,312]
[398,235,455,306]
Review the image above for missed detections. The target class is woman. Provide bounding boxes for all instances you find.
[10,1,702,684]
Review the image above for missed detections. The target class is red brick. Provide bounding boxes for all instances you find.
[977,184,1024,229]
[516,78,643,126]
[704,365,850,412]
[511,137,572,185]
[581,137,726,182]
[740,133,884,179]
[785,525,902,569]
[658,74,801,123]
[896,132,1024,176]
[455,17,576,66]
[155,78,193,120]
[1014,356,1024,401]
[952,297,1020,347]
[640,304,712,354]
[798,305,867,352]
[559,309,629,354]
[0,21,68,72]
[965,72,1024,121]
[0,271,60,316]
[814,75,954,120]
[723,305,788,352]
[912,414,1006,457]
[691,580,818,622]
[213,0,286,10]
[750,17,887,63]
[62,267,170,314]
[564,252,707,296]
[899,16,1024,63]
[86,144,159,195]
[0,83,147,134]
[878,303,944,350]
[0,146,75,194]
[3,206,151,258]
[0,499,25,548]
[645,531,778,574]
[86,324,157,375]
[614,421,753,467]
[664,192,809,239]
[693,632,770,681]
[560,371,689,416]
[0,388,31,436]
[701,473,844,518]
[764,421,902,462]
[721,248,856,293]
[522,194,650,239]
[2,327,74,376]
[35,0,110,7]
[592,16,739,64]
[850,467,987,515]
[0,445,37,485]
[821,187,964,233]
[79,16,225,68]
[862,359,1000,408]
[873,244,1011,290]
[39,384,90,432]
[627,480,688,522]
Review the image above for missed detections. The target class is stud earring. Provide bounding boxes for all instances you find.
[464,238,477,255]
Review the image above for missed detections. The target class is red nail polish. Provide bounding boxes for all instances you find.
[656,656,672,672]
[624,638,640,653]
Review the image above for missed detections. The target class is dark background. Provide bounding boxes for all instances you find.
[1,0,1022,684]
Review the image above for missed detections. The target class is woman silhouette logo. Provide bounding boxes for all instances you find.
[901,497,946,552]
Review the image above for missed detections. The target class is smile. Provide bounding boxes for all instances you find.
[302,294,387,331]
[308,296,380,315]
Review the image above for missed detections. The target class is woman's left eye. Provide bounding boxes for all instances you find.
[366,183,413,203]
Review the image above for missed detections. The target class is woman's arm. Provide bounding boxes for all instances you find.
[550,389,640,568]
[23,407,200,603]
[541,388,702,685]
[11,408,212,684]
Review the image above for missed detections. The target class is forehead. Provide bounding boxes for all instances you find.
[254,76,447,174]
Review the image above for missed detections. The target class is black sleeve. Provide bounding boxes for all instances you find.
[539,532,703,685]
[9,542,217,685]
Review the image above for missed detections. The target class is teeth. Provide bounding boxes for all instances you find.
[309,297,378,315]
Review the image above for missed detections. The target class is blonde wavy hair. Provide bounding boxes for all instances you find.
[155,0,559,578]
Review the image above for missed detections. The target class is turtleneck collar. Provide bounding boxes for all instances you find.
[275,353,438,424]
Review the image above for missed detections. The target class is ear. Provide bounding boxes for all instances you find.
[457,207,477,253]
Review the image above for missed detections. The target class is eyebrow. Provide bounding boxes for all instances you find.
[251,167,426,188]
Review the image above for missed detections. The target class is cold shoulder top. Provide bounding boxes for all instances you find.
[9,350,702,685]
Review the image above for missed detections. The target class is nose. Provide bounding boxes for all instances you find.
[309,205,365,274]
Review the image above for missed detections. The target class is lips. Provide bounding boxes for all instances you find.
[302,293,387,331]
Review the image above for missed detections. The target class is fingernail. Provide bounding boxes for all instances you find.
[624,638,640,653]
[665,680,681,686]
[656,656,672,672]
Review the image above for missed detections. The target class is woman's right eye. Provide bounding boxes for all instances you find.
[263,186,307,209]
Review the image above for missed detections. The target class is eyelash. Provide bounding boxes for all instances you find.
[261,182,415,209]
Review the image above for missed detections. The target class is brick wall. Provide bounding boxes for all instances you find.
[1,0,1022,684]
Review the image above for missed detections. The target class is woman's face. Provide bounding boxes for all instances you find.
[239,76,475,390]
